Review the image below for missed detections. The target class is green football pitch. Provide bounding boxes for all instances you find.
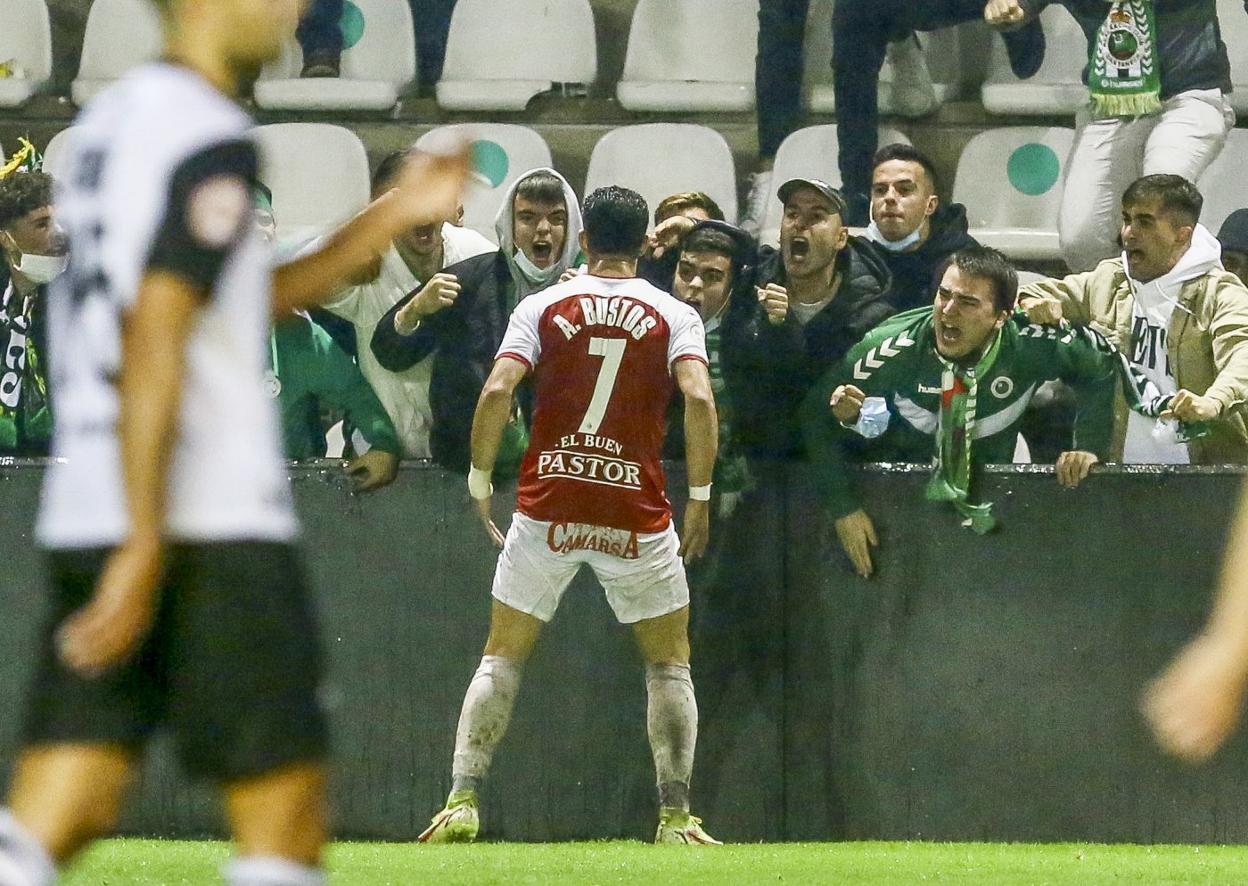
[58,840,1248,884]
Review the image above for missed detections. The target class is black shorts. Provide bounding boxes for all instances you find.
[22,541,328,781]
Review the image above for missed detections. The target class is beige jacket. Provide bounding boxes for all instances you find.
[1020,258,1248,464]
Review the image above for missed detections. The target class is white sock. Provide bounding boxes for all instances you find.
[645,663,698,812]
[451,655,522,792]
[0,808,55,886]
[224,855,325,886]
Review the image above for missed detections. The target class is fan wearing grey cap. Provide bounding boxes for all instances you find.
[1218,209,1248,287]
[732,177,894,460]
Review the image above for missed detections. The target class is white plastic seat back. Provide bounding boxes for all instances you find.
[416,124,554,244]
[72,0,162,106]
[437,0,596,111]
[758,124,910,247]
[255,0,416,111]
[1197,128,1248,236]
[583,124,738,226]
[252,124,370,244]
[0,0,53,107]
[803,0,962,116]
[41,126,81,180]
[981,5,1087,116]
[616,0,756,112]
[952,126,1075,261]
[1218,0,1248,116]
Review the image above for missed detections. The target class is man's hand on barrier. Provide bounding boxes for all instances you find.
[983,0,1028,29]
[346,449,399,492]
[1143,632,1248,762]
[1164,390,1220,424]
[835,509,878,578]
[1020,294,1063,326]
[1055,450,1099,489]
[830,384,866,425]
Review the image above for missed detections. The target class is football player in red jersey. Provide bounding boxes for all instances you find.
[419,186,723,846]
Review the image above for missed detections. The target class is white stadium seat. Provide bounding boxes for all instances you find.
[40,125,80,180]
[803,0,962,117]
[981,5,1087,117]
[255,0,416,112]
[952,126,1074,261]
[0,0,53,108]
[616,0,757,112]
[252,124,371,245]
[1197,128,1248,236]
[758,124,911,247]
[415,124,555,244]
[583,124,738,226]
[1218,0,1248,116]
[71,0,162,106]
[437,0,596,111]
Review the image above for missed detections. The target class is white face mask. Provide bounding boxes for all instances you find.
[13,251,68,285]
[513,247,562,286]
[865,220,924,253]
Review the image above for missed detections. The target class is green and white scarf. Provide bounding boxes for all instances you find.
[1089,0,1162,118]
[926,329,1004,535]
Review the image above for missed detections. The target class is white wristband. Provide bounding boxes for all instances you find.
[688,484,712,501]
[467,466,493,500]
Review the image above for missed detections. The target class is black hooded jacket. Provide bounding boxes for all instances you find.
[878,202,979,312]
[726,236,895,459]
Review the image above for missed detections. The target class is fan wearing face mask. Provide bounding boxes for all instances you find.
[0,167,62,455]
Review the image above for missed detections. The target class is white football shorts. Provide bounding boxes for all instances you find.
[491,512,690,624]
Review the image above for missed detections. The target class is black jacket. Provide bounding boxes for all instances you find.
[371,250,530,475]
[726,236,895,459]
[1023,0,1233,98]
[880,203,978,312]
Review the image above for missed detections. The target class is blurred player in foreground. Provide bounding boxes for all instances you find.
[1145,482,1248,762]
[419,186,722,846]
[0,2,467,885]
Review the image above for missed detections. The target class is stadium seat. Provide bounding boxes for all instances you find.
[40,125,80,179]
[1219,0,1248,116]
[952,126,1074,261]
[802,0,963,116]
[981,5,1087,116]
[0,0,52,108]
[583,124,737,225]
[415,124,554,245]
[71,0,162,106]
[254,0,416,112]
[251,123,370,245]
[615,0,756,112]
[436,0,596,111]
[1197,127,1248,236]
[757,124,911,247]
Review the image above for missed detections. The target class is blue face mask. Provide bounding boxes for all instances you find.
[865,220,924,253]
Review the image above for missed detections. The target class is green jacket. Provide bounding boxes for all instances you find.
[272,314,401,460]
[802,307,1165,519]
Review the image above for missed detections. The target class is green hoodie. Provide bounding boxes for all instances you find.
[802,307,1170,520]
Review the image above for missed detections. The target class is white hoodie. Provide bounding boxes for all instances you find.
[493,167,583,305]
[1122,223,1222,463]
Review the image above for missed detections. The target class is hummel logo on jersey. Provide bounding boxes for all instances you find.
[853,331,917,381]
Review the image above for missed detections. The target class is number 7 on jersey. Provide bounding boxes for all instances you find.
[578,337,627,434]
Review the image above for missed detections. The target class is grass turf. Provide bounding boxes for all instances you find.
[59,840,1248,885]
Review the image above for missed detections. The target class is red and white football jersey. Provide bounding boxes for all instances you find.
[496,274,708,533]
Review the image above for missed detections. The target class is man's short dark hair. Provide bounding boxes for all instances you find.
[0,171,54,230]
[938,245,1018,313]
[682,227,737,261]
[582,186,648,257]
[1122,174,1203,227]
[872,143,940,192]
[654,191,724,225]
[372,149,413,193]
[513,170,566,207]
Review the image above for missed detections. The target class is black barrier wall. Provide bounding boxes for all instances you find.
[0,460,1244,843]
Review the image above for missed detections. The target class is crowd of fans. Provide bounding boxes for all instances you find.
[2,0,1248,575]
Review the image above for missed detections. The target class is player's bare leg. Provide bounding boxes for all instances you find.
[0,743,135,882]
[222,760,327,884]
[419,600,543,843]
[632,605,720,845]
